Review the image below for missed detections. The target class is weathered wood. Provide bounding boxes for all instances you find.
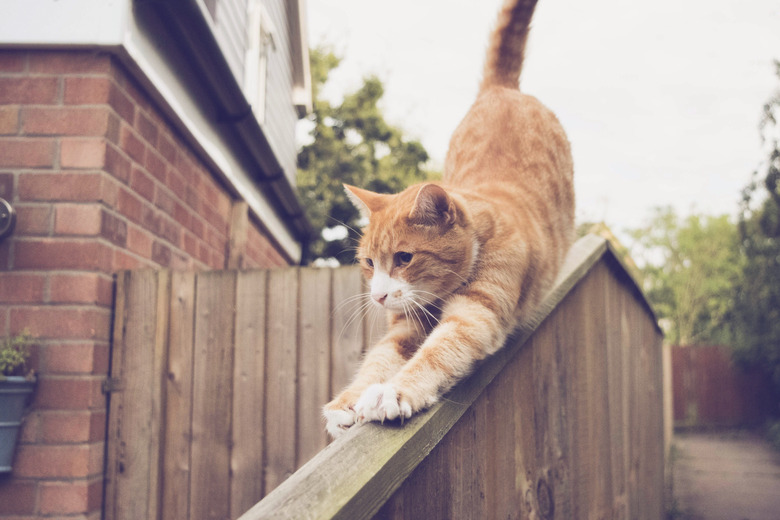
[231,271,268,516]
[105,271,168,520]
[162,271,196,520]
[264,268,299,494]
[227,201,249,269]
[330,266,365,394]
[190,271,236,520]
[297,267,333,466]
[241,237,657,520]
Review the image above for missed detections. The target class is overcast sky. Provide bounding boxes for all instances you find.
[304,0,780,239]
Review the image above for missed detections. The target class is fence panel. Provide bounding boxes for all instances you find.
[238,235,666,520]
[105,266,375,520]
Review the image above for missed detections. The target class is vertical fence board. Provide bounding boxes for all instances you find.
[330,266,364,394]
[264,268,299,494]
[162,271,196,520]
[105,271,167,520]
[190,271,237,520]
[297,268,333,465]
[231,271,268,517]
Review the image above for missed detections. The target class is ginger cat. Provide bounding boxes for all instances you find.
[323,0,575,438]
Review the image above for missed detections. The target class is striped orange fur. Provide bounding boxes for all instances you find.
[324,0,575,438]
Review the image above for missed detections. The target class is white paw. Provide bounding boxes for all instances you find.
[323,407,357,439]
[354,383,413,424]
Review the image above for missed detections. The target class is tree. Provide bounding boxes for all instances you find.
[732,60,780,387]
[627,207,743,346]
[297,47,437,264]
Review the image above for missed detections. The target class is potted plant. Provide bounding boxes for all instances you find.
[0,330,36,473]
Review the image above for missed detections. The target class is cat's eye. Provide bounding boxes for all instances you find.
[395,252,413,266]
[365,258,374,268]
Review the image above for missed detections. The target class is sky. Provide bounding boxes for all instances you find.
[304,0,780,241]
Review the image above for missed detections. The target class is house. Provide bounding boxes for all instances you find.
[0,0,311,517]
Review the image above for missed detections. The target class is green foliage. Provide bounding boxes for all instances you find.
[628,207,743,346]
[731,59,780,387]
[297,47,438,264]
[0,330,33,377]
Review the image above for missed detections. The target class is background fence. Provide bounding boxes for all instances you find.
[104,266,384,520]
[671,344,775,429]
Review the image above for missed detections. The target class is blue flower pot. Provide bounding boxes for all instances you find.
[0,376,36,473]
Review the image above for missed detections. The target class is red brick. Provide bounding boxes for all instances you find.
[129,166,154,202]
[117,187,143,224]
[167,168,186,198]
[159,216,181,246]
[64,76,112,105]
[18,410,41,444]
[14,444,95,478]
[0,139,56,168]
[151,240,171,267]
[50,273,113,306]
[157,132,178,164]
[22,107,110,137]
[113,248,151,270]
[45,342,109,375]
[28,50,111,75]
[14,238,113,272]
[34,377,105,411]
[0,106,19,135]
[10,306,111,341]
[60,138,106,169]
[0,77,59,104]
[108,82,135,122]
[119,124,145,164]
[100,210,127,247]
[39,478,103,514]
[0,51,27,72]
[104,143,131,183]
[40,410,106,443]
[183,232,198,258]
[0,172,12,199]
[127,225,153,258]
[19,172,102,202]
[0,272,45,303]
[135,110,158,144]
[145,148,167,183]
[55,204,102,235]
[0,481,36,515]
[14,204,52,235]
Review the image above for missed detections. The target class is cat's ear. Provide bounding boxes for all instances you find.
[408,184,457,227]
[343,184,388,220]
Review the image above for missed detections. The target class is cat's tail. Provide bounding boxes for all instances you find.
[480,0,539,91]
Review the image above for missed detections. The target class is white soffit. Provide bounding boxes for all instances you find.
[0,0,127,47]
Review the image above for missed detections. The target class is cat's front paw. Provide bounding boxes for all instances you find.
[355,383,413,424]
[323,405,357,439]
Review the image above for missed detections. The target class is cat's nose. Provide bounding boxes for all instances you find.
[372,293,387,305]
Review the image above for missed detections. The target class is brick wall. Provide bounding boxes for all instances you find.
[0,49,291,518]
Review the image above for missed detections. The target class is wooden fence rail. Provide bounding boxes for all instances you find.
[238,235,666,520]
[105,235,665,520]
[104,265,384,520]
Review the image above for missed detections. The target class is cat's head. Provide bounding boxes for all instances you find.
[345,183,477,311]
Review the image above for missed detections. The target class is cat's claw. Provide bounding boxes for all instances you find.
[323,407,357,439]
[355,383,413,425]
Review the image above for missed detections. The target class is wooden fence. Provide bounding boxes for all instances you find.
[104,265,384,520]
[671,344,775,428]
[238,235,665,520]
[105,235,666,520]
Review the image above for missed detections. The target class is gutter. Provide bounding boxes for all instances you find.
[136,0,313,251]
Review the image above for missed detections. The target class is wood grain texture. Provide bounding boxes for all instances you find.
[237,235,665,520]
[231,270,268,516]
[190,271,236,520]
[264,268,300,494]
